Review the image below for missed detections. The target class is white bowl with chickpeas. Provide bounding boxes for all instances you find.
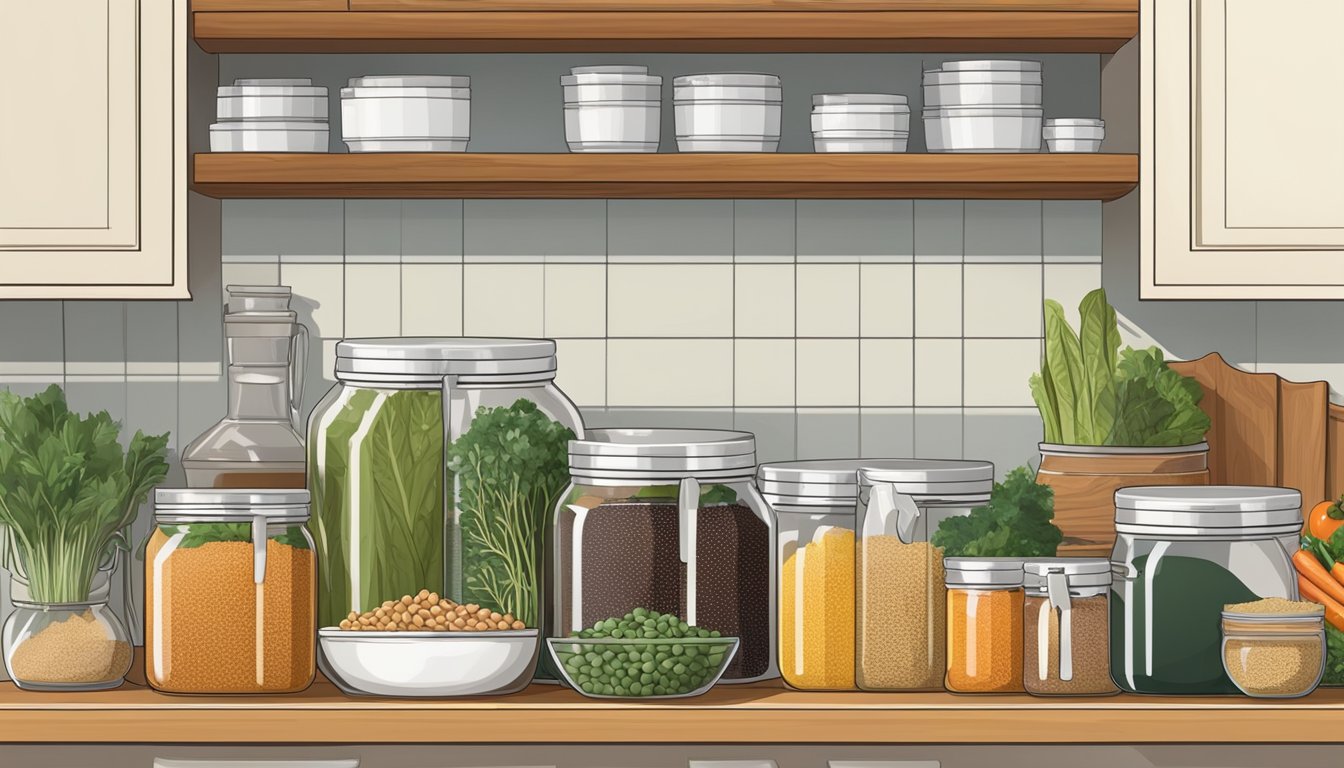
[319,590,539,698]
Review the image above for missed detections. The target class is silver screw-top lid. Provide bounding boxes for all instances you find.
[1114,485,1302,536]
[812,93,909,107]
[153,488,311,522]
[945,557,1025,588]
[1022,558,1111,594]
[334,337,557,383]
[346,75,470,89]
[858,459,994,498]
[570,428,757,480]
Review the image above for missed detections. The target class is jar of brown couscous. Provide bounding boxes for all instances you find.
[146,489,316,694]
[1022,558,1116,696]
[1221,598,1325,698]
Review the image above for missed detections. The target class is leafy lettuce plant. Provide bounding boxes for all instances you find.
[0,385,169,603]
[1030,288,1210,447]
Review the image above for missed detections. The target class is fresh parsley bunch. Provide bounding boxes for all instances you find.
[0,385,168,603]
[931,466,1062,558]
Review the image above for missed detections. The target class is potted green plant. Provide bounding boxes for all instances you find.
[1030,288,1212,556]
[0,385,168,690]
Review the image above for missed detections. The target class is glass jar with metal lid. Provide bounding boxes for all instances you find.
[757,460,863,691]
[145,488,316,694]
[1110,485,1300,695]
[308,337,584,643]
[1022,558,1116,696]
[945,557,1024,693]
[554,429,776,683]
[856,460,993,691]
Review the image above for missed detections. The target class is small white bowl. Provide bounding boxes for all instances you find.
[318,627,539,698]
[813,135,909,153]
[1045,137,1104,153]
[209,121,328,152]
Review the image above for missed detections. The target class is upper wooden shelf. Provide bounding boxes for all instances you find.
[192,153,1138,201]
[191,1,1138,54]
[1,677,1342,745]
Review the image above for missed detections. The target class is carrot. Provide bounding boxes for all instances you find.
[1332,562,1344,591]
[1293,549,1344,605]
[1299,577,1344,632]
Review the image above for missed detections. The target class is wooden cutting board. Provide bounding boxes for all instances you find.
[1168,352,1341,508]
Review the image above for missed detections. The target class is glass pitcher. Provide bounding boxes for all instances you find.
[182,285,310,488]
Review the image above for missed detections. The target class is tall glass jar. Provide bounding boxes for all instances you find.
[554,429,777,683]
[146,489,316,694]
[308,338,584,659]
[945,557,1024,693]
[1022,558,1116,696]
[856,460,993,691]
[1110,486,1300,695]
[758,460,862,691]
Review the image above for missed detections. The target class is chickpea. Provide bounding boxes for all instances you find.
[512,620,526,630]
[401,595,414,607]
[339,619,352,630]
[413,614,425,627]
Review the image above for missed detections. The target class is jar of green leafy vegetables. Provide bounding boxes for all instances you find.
[308,338,584,664]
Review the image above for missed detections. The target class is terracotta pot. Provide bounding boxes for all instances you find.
[1035,442,1211,557]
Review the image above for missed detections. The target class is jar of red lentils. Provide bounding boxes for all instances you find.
[944,557,1024,693]
[146,489,316,694]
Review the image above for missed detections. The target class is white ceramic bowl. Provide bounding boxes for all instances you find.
[923,106,1042,153]
[813,135,910,153]
[673,73,781,103]
[939,59,1042,73]
[564,101,660,152]
[562,65,663,103]
[217,85,329,122]
[341,86,470,150]
[923,70,1043,86]
[674,101,781,152]
[1045,137,1103,153]
[318,628,539,698]
[923,81,1042,108]
[209,121,329,152]
[811,109,910,133]
[676,137,780,152]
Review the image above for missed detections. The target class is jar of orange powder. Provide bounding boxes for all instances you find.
[944,557,1024,693]
[145,489,316,694]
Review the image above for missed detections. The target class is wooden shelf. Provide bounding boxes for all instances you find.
[191,3,1137,54]
[2,677,1343,744]
[192,153,1138,200]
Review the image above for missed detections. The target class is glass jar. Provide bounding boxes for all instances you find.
[1022,558,1116,696]
[2,599,132,691]
[856,460,993,691]
[1110,486,1300,694]
[308,337,583,645]
[554,429,777,683]
[945,558,1024,693]
[1221,607,1325,698]
[758,460,861,691]
[145,489,316,694]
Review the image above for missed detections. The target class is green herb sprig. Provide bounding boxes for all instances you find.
[0,385,168,603]
[932,466,1062,558]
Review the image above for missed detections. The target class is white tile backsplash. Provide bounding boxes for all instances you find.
[735,264,795,337]
[965,201,1043,262]
[607,264,733,337]
[964,264,1042,338]
[797,339,859,407]
[964,339,1040,407]
[607,339,734,407]
[545,264,606,338]
[860,338,914,407]
[464,263,545,337]
[283,263,344,339]
[796,264,859,337]
[735,339,795,407]
[914,264,962,338]
[553,339,606,408]
[914,339,963,407]
[344,264,402,337]
[859,264,914,338]
[402,263,464,336]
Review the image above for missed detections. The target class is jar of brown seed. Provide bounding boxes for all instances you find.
[1022,558,1117,697]
[1221,600,1325,698]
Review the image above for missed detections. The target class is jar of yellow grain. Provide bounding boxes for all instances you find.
[855,460,993,691]
[145,489,316,694]
[758,461,861,690]
[1221,598,1325,698]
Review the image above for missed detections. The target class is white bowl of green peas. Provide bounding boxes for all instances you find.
[548,635,739,699]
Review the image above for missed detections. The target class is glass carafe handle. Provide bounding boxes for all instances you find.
[678,477,700,627]
[289,322,310,430]
[863,483,923,545]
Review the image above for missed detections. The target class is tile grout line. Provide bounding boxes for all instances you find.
[793,200,799,461]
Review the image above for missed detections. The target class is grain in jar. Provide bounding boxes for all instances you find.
[856,460,993,691]
[1221,598,1325,698]
[759,460,862,690]
[146,489,316,694]
[945,557,1024,693]
[1022,558,1116,696]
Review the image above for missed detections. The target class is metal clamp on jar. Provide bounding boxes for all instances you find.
[553,429,777,683]
[856,460,993,692]
[1022,558,1116,696]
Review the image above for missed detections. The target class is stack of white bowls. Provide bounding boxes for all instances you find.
[922,60,1043,153]
[562,66,663,153]
[811,94,910,153]
[673,73,781,152]
[1044,118,1105,152]
[210,78,329,152]
[340,75,470,152]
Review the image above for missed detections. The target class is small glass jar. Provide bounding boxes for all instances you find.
[1221,609,1325,698]
[1023,558,1117,696]
[1110,486,1300,694]
[945,558,1024,693]
[2,599,132,691]
[146,489,316,694]
[758,460,860,691]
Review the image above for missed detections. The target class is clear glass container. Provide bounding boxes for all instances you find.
[309,339,583,661]
[554,429,777,684]
[856,460,993,691]
[3,599,132,691]
[1022,558,1116,696]
[1110,486,1301,694]
[945,558,1024,693]
[146,489,316,694]
[758,460,858,691]
[182,285,311,489]
[1221,609,1325,698]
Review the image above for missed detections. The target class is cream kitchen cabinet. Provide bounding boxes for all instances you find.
[1141,0,1344,299]
[0,0,187,299]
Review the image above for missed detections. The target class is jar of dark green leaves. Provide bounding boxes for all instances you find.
[308,338,584,686]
